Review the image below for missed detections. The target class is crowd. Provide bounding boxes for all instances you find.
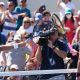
[0,0,80,80]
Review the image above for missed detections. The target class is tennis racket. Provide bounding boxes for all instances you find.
[51,13,65,35]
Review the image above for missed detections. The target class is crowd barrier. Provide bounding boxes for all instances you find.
[0,68,78,76]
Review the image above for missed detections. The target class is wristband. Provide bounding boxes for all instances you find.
[52,46,56,50]
[13,43,18,49]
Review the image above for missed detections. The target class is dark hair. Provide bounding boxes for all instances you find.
[36,5,46,13]
[62,0,71,3]
[69,0,71,2]
[20,0,27,2]
[64,13,74,24]
[42,10,51,16]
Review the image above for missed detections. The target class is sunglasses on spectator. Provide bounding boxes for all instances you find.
[24,21,30,23]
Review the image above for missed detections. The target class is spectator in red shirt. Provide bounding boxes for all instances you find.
[63,9,77,44]
[74,10,80,27]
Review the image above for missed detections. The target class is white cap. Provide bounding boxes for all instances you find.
[35,13,43,21]
[10,64,19,70]
[0,2,5,6]
[77,10,80,15]
[14,35,21,41]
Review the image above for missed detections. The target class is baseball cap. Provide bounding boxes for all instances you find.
[35,13,43,21]
[65,8,72,14]
[10,64,19,70]
[14,35,21,41]
[0,2,5,6]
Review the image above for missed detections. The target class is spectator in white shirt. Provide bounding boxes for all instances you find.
[16,17,32,36]
[57,0,76,21]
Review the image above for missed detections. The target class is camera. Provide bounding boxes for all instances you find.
[25,27,57,46]
[37,28,57,46]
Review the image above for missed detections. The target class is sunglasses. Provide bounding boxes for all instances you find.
[24,21,30,23]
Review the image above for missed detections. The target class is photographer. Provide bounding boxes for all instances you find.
[35,28,67,80]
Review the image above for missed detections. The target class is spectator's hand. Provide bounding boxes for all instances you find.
[70,48,78,56]
[33,37,40,44]
[4,10,9,16]
[68,43,78,56]
[18,13,27,17]
[64,27,70,32]
[63,57,72,64]
[48,40,53,49]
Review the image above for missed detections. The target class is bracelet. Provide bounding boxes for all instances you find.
[13,43,18,49]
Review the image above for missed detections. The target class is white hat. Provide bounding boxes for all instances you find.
[77,10,80,15]
[0,2,5,6]
[10,64,19,70]
[14,35,21,41]
[35,13,43,21]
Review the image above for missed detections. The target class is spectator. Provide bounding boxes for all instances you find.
[3,1,17,36]
[42,10,52,30]
[74,10,80,27]
[0,2,5,33]
[14,0,31,30]
[23,60,38,80]
[0,38,29,52]
[57,0,76,21]
[1,34,31,72]
[69,27,80,80]
[35,28,67,80]
[16,17,32,36]
[63,9,77,44]
[8,0,18,8]
[6,64,21,80]
[33,13,43,36]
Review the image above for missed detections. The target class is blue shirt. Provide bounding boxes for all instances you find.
[0,33,7,45]
[14,6,31,30]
